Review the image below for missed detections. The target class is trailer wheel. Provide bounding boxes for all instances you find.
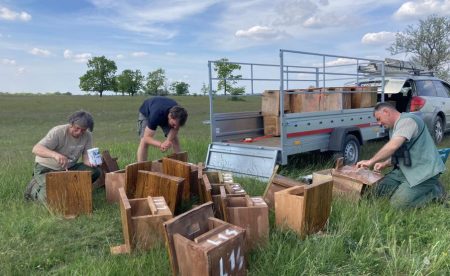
[341,134,360,165]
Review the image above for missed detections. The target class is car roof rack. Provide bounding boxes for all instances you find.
[358,58,434,77]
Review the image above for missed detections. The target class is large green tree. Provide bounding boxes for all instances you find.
[116,69,144,96]
[144,68,167,95]
[170,81,190,96]
[79,56,117,97]
[388,15,450,80]
[214,58,245,99]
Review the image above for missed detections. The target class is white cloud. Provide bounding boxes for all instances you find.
[116,54,124,59]
[0,7,31,21]
[235,25,283,40]
[29,47,51,57]
[17,67,25,75]
[131,51,148,57]
[324,58,357,66]
[63,49,91,63]
[86,0,218,39]
[2,58,16,65]
[63,49,73,59]
[394,0,450,20]
[361,31,396,44]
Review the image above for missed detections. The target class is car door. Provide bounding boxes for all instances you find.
[434,80,450,130]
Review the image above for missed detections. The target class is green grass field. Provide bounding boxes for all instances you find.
[0,94,449,275]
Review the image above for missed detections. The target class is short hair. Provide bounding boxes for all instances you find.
[373,102,396,113]
[169,106,188,127]
[68,110,94,131]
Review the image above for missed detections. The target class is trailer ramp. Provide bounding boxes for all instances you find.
[205,143,279,180]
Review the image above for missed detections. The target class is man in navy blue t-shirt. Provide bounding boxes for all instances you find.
[137,96,188,161]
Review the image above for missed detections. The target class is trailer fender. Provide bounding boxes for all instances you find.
[328,127,363,151]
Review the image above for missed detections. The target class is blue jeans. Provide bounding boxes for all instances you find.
[374,169,443,209]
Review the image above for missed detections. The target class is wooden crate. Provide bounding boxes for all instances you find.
[163,202,246,276]
[135,171,184,214]
[162,158,192,201]
[151,151,189,173]
[263,115,280,136]
[331,163,383,200]
[220,192,269,251]
[94,150,119,188]
[274,174,333,237]
[105,169,126,203]
[289,89,321,113]
[320,87,352,111]
[46,171,92,219]
[263,173,306,209]
[125,161,153,198]
[261,90,290,116]
[111,188,173,254]
[351,87,378,108]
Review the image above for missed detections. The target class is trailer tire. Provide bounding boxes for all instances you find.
[338,134,360,165]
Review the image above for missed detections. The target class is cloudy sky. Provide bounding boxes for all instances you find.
[1,0,449,94]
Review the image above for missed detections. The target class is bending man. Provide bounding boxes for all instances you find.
[25,110,101,201]
[356,102,446,209]
[137,96,188,161]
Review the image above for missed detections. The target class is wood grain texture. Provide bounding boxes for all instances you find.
[162,158,191,201]
[101,150,119,172]
[274,174,333,238]
[46,171,92,218]
[134,171,183,214]
[171,217,246,276]
[105,169,125,203]
[289,89,321,113]
[261,90,290,116]
[263,115,280,136]
[111,188,173,254]
[166,151,188,162]
[163,202,215,275]
[110,188,132,254]
[263,174,306,209]
[331,165,383,200]
[125,161,152,198]
[320,89,352,111]
[223,195,269,250]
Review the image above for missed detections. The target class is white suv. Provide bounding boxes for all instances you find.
[357,75,450,144]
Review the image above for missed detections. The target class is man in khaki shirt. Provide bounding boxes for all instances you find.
[25,111,101,202]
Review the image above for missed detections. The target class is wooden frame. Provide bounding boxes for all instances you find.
[111,188,173,254]
[163,202,246,276]
[46,171,92,218]
[275,174,333,237]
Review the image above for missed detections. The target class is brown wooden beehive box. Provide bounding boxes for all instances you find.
[263,173,306,209]
[46,171,92,219]
[163,202,246,276]
[111,188,173,255]
[220,191,269,251]
[261,90,290,116]
[274,174,333,237]
[134,171,184,214]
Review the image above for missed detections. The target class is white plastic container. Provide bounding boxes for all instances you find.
[87,148,102,166]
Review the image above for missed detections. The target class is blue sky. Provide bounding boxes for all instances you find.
[1,0,449,94]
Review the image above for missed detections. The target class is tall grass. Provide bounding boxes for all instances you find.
[0,94,449,275]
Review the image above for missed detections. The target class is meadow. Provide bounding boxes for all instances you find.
[0,94,449,275]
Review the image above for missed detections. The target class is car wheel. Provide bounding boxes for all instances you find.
[433,116,444,144]
[336,134,360,165]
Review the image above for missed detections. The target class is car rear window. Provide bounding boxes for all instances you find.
[434,81,450,98]
[416,80,437,96]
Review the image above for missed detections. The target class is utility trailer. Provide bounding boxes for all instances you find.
[205,50,386,179]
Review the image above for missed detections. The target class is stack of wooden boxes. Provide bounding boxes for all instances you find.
[261,87,377,136]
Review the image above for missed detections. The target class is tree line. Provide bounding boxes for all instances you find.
[79,57,190,97]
